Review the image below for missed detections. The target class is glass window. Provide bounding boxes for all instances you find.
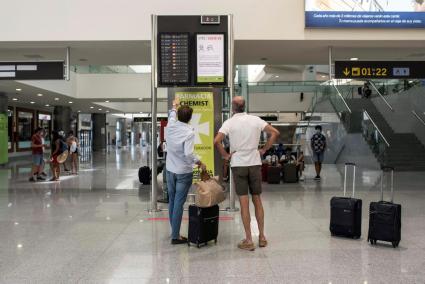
[7,108,13,152]
[17,109,34,151]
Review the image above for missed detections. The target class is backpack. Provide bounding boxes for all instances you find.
[60,139,69,154]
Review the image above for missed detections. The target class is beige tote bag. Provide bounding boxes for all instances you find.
[195,171,226,208]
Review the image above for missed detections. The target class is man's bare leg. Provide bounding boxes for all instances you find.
[252,194,266,242]
[239,195,253,243]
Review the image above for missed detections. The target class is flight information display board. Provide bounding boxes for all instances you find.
[335,61,425,79]
[158,33,190,86]
[305,0,425,28]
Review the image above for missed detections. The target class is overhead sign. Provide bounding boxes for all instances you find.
[335,61,425,79]
[176,91,215,181]
[158,33,190,86]
[196,34,225,84]
[305,0,425,28]
[0,61,64,80]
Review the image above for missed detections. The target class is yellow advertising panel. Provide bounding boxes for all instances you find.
[176,91,215,181]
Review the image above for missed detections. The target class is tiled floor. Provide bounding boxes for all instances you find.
[1,147,424,284]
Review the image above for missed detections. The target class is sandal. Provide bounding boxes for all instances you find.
[259,238,268,248]
[237,239,255,251]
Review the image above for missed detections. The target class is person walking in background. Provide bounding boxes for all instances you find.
[29,127,47,182]
[214,96,280,251]
[165,97,206,245]
[311,125,327,180]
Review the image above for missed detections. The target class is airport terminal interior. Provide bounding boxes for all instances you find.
[1,1,425,283]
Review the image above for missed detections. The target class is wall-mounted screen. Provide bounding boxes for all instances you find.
[305,0,425,28]
[196,34,225,84]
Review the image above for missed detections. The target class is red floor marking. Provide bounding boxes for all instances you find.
[146,216,234,221]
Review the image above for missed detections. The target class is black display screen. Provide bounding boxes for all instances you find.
[335,61,425,79]
[158,33,190,86]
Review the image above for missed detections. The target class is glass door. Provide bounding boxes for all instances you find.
[16,108,34,151]
[37,112,52,147]
[7,107,14,152]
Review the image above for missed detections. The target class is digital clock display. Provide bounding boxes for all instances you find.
[335,61,424,79]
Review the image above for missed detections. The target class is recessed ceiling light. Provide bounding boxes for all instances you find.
[90,106,94,109]
[45,104,50,107]
[17,244,23,248]
[12,98,18,101]
[68,101,73,104]
[275,75,280,78]
[37,93,43,97]
[105,100,110,103]
[138,98,143,101]
[77,110,81,113]
[350,57,359,61]
[106,110,110,113]
[98,108,102,111]
[30,101,35,104]
[16,88,22,91]
[139,112,143,114]
[54,98,59,101]
[321,75,327,78]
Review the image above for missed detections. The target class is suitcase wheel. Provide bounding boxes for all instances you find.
[214,239,217,244]
[392,241,399,248]
[187,242,190,247]
[197,243,201,248]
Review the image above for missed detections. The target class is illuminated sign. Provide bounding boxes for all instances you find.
[196,33,225,84]
[0,61,64,80]
[305,0,425,28]
[335,61,425,79]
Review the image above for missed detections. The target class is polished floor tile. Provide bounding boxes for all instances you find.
[1,146,425,283]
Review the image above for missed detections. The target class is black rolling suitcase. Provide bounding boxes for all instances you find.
[368,167,401,248]
[330,163,362,239]
[188,204,219,248]
[267,166,281,184]
[283,163,298,183]
[138,166,151,184]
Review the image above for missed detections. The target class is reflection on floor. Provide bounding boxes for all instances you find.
[1,146,425,283]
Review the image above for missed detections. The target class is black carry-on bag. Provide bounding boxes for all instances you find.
[368,167,401,248]
[330,163,362,239]
[138,166,151,184]
[188,204,219,248]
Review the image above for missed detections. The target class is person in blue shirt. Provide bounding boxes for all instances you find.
[165,97,206,245]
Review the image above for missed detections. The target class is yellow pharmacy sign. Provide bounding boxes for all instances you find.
[176,91,215,181]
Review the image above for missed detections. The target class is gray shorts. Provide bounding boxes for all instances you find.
[232,166,262,196]
[313,152,324,163]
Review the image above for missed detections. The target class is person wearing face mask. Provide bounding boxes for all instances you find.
[311,125,326,180]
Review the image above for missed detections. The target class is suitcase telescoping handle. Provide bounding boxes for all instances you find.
[344,162,356,198]
[380,166,395,202]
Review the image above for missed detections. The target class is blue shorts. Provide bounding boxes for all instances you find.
[313,152,324,163]
[32,154,44,166]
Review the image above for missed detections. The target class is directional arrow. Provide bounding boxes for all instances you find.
[343,68,350,76]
